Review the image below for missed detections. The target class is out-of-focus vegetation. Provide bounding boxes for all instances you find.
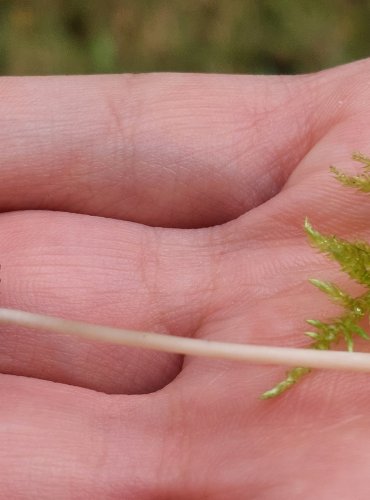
[1,0,370,76]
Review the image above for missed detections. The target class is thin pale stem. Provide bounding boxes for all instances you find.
[1,307,370,373]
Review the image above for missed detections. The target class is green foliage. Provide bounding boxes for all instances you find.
[262,153,370,399]
[2,1,370,75]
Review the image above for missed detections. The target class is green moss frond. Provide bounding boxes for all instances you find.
[261,291,370,399]
[262,154,370,399]
[330,152,370,192]
[308,279,354,308]
[352,152,370,171]
[261,293,370,399]
[304,219,370,287]
[260,367,311,399]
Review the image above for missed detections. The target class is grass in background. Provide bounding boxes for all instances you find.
[1,0,370,76]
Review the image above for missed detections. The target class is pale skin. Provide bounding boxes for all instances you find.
[2,59,370,498]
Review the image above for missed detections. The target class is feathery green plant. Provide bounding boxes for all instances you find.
[261,152,370,399]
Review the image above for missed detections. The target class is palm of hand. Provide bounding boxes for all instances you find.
[2,61,370,498]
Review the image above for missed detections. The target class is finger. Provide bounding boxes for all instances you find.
[0,209,218,394]
[4,357,370,499]
[0,71,326,228]
[0,375,170,499]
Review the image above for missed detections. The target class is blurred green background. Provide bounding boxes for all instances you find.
[1,0,370,76]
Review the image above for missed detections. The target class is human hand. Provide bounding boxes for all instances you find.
[1,60,370,498]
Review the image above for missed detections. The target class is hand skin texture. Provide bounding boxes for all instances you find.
[1,59,370,499]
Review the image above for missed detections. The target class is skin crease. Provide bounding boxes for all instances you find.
[2,60,370,499]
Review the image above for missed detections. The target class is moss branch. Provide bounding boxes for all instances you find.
[263,153,370,399]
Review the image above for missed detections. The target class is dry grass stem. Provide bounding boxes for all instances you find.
[1,307,370,375]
